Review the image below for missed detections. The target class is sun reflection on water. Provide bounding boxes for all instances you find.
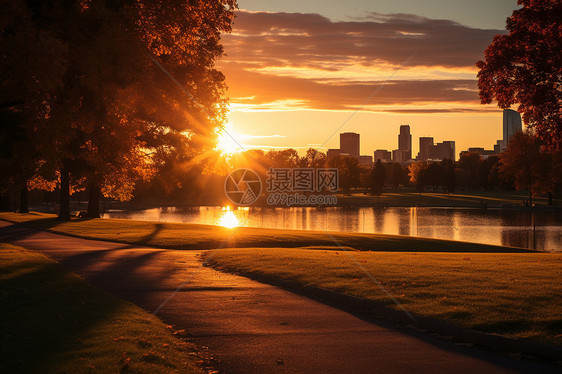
[217,206,240,228]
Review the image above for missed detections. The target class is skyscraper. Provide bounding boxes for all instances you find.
[418,137,434,161]
[340,132,360,157]
[398,125,412,161]
[502,109,522,150]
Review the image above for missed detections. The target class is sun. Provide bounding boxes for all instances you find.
[215,122,245,155]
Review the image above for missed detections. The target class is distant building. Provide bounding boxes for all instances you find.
[433,141,455,161]
[392,149,410,163]
[493,140,504,153]
[417,137,434,161]
[374,149,392,162]
[327,149,343,159]
[340,132,360,157]
[459,147,498,160]
[503,109,522,150]
[398,125,412,161]
[358,155,373,166]
[461,109,521,158]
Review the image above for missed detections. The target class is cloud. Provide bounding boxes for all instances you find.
[221,10,503,112]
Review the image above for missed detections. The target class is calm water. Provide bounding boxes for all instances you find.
[102,206,562,252]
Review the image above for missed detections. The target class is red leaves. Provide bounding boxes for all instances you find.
[476,0,562,149]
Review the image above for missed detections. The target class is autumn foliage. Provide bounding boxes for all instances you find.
[477,0,562,149]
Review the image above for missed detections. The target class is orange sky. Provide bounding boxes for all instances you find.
[219,9,515,159]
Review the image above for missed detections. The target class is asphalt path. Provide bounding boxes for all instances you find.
[0,220,558,373]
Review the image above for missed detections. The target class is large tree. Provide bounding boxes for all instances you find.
[2,0,236,219]
[499,131,548,205]
[476,0,562,149]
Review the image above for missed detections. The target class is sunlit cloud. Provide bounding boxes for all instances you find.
[221,10,505,114]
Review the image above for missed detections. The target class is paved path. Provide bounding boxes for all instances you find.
[0,221,558,373]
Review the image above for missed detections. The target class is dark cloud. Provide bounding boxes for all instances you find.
[222,11,502,111]
[225,11,503,69]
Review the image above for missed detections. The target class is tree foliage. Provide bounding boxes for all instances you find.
[0,0,237,217]
[476,0,562,149]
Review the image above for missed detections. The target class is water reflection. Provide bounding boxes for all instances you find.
[102,206,562,252]
[217,207,239,228]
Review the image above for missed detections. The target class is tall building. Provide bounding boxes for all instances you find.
[374,149,392,162]
[433,141,455,160]
[327,149,346,159]
[393,149,410,163]
[502,109,522,150]
[398,125,412,161]
[417,137,434,161]
[340,132,360,157]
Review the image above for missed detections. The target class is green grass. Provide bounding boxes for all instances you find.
[336,190,559,207]
[0,243,203,373]
[0,212,533,253]
[204,247,562,346]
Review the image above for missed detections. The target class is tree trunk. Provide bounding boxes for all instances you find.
[86,182,101,218]
[58,167,71,221]
[548,192,553,205]
[0,193,10,211]
[528,185,533,207]
[19,185,29,213]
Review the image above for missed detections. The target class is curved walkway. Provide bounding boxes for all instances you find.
[0,221,557,373]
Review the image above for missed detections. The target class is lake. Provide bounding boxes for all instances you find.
[102,206,562,252]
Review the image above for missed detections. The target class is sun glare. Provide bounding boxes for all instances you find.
[217,206,240,228]
[215,123,245,155]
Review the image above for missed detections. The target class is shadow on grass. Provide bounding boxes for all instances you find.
[0,256,123,372]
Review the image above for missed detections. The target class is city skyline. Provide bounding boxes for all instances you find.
[220,1,522,159]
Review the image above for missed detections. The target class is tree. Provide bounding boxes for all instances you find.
[2,1,237,219]
[0,0,66,213]
[327,156,360,194]
[386,163,408,188]
[456,152,482,190]
[440,159,456,193]
[499,131,547,205]
[408,162,428,193]
[371,160,385,196]
[476,0,562,149]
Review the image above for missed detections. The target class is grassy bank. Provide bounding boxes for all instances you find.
[0,212,533,253]
[0,243,202,373]
[204,247,562,346]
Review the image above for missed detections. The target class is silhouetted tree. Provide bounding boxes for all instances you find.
[2,1,237,219]
[477,156,500,190]
[500,132,547,205]
[327,156,360,194]
[440,159,456,193]
[477,0,562,149]
[456,152,482,190]
[371,160,385,196]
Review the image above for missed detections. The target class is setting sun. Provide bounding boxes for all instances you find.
[215,123,245,156]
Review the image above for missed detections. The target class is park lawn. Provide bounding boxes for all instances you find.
[0,212,533,253]
[204,247,562,346]
[0,243,203,374]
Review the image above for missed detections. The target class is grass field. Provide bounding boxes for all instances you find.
[0,243,203,373]
[1,211,559,349]
[204,247,562,346]
[0,212,533,253]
